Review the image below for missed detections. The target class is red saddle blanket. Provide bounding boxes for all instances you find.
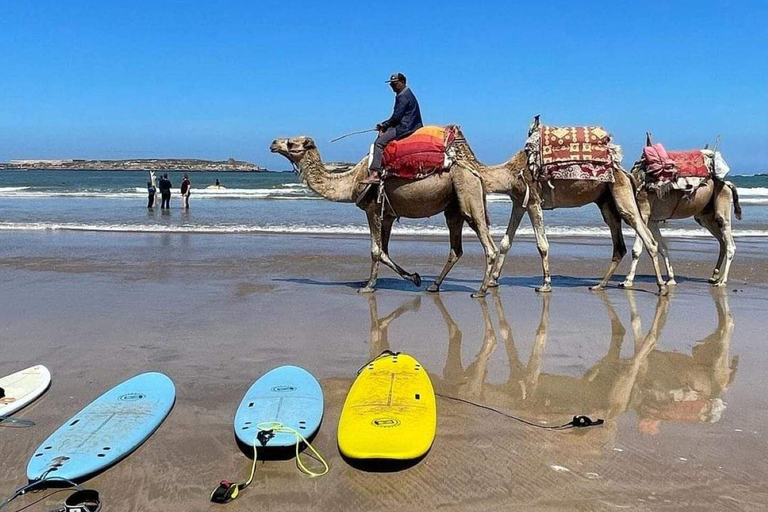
[668,150,709,178]
[538,125,615,182]
[383,125,456,180]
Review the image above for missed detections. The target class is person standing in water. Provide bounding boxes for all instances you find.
[158,173,172,209]
[180,174,191,209]
[147,181,156,208]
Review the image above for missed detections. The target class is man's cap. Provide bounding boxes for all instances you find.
[386,73,406,83]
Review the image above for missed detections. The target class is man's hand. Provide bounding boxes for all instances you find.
[376,123,384,135]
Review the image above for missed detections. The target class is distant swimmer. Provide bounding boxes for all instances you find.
[181,174,191,209]
[206,178,226,190]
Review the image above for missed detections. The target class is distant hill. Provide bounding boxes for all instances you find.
[0,158,264,171]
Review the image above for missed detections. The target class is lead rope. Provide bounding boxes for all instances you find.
[210,422,328,504]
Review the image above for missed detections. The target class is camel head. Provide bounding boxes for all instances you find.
[270,136,317,165]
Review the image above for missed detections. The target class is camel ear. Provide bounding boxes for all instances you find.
[302,138,316,150]
[645,132,653,147]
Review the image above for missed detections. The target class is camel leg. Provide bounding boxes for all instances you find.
[696,206,735,286]
[360,209,384,293]
[378,215,422,288]
[649,221,676,285]
[712,187,736,286]
[465,217,498,298]
[590,200,626,290]
[451,164,498,298]
[490,204,526,287]
[610,180,668,295]
[695,212,727,283]
[527,204,552,292]
[427,206,464,293]
[621,194,651,288]
[622,234,645,288]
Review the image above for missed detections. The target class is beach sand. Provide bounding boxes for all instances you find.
[1,232,767,511]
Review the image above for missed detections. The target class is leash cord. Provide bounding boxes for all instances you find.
[436,393,604,430]
[256,422,329,477]
[210,421,328,503]
[0,477,82,511]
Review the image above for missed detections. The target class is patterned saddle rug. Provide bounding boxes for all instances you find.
[382,125,457,180]
[526,121,617,183]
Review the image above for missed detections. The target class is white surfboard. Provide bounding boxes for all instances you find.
[0,365,51,418]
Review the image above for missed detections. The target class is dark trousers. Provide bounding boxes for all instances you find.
[370,127,398,172]
[161,192,171,209]
[148,194,155,208]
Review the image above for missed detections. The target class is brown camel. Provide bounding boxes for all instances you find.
[450,123,668,294]
[622,148,742,287]
[270,136,498,297]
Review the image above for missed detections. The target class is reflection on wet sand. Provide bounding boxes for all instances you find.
[365,288,738,451]
[636,289,738,433]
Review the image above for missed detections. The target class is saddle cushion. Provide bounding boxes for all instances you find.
[383,125,456,180]
[535,124,616,182]
[643,143,677,184]
[668,150,710,178]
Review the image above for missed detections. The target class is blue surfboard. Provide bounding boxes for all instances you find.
[235,366,323,448]
[26,372,175,482]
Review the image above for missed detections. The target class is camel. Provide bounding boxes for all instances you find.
[270,136,498,297]
[448,123,668,295]
[621,143,742,288]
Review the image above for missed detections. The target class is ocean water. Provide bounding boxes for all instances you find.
[0,170,766,239]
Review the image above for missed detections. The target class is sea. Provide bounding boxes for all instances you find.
[1,170,767,239]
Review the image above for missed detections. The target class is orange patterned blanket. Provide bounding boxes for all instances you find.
[382,125,456,180]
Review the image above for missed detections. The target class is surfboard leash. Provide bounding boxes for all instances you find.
[209,422,329,504]
[436,393,604,431]
[0,476,99,512]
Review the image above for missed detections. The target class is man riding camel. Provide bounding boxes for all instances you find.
[362,72,423,184]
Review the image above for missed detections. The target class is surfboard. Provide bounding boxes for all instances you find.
[235,366,323,448]
[0,365,51,418]
[338,352,436,460]
[26,372,175,482]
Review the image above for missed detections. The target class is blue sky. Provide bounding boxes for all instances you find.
[1,1,766,172]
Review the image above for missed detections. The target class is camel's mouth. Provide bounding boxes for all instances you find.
[269,141,282,153]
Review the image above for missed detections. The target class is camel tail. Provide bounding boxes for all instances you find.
[726,181,742,220]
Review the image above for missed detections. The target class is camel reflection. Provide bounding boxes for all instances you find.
[635,289,737,433]
[365,288,738,446]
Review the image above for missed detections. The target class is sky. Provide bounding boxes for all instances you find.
[1,1,767,172]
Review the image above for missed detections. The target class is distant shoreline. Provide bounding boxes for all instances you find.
[0,158,266,172]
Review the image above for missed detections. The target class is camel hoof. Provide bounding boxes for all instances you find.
[358,286,375,294]
[658,284,669,296]
[535,284,552,293]
[589,284,606,291]
[708,277,718,284]
[713,280,727,287]
[471,291,488,299]
[667,278,677,286]
[411,273,422,287]
[619,280,634,288]
[426,284,440,293]
[488,280,499,288]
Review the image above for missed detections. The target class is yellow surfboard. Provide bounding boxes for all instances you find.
[338,352,436,460]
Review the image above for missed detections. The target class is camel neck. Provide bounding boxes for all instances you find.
[299,150,367,203]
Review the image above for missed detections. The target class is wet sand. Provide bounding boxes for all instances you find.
[1,232,768,511]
